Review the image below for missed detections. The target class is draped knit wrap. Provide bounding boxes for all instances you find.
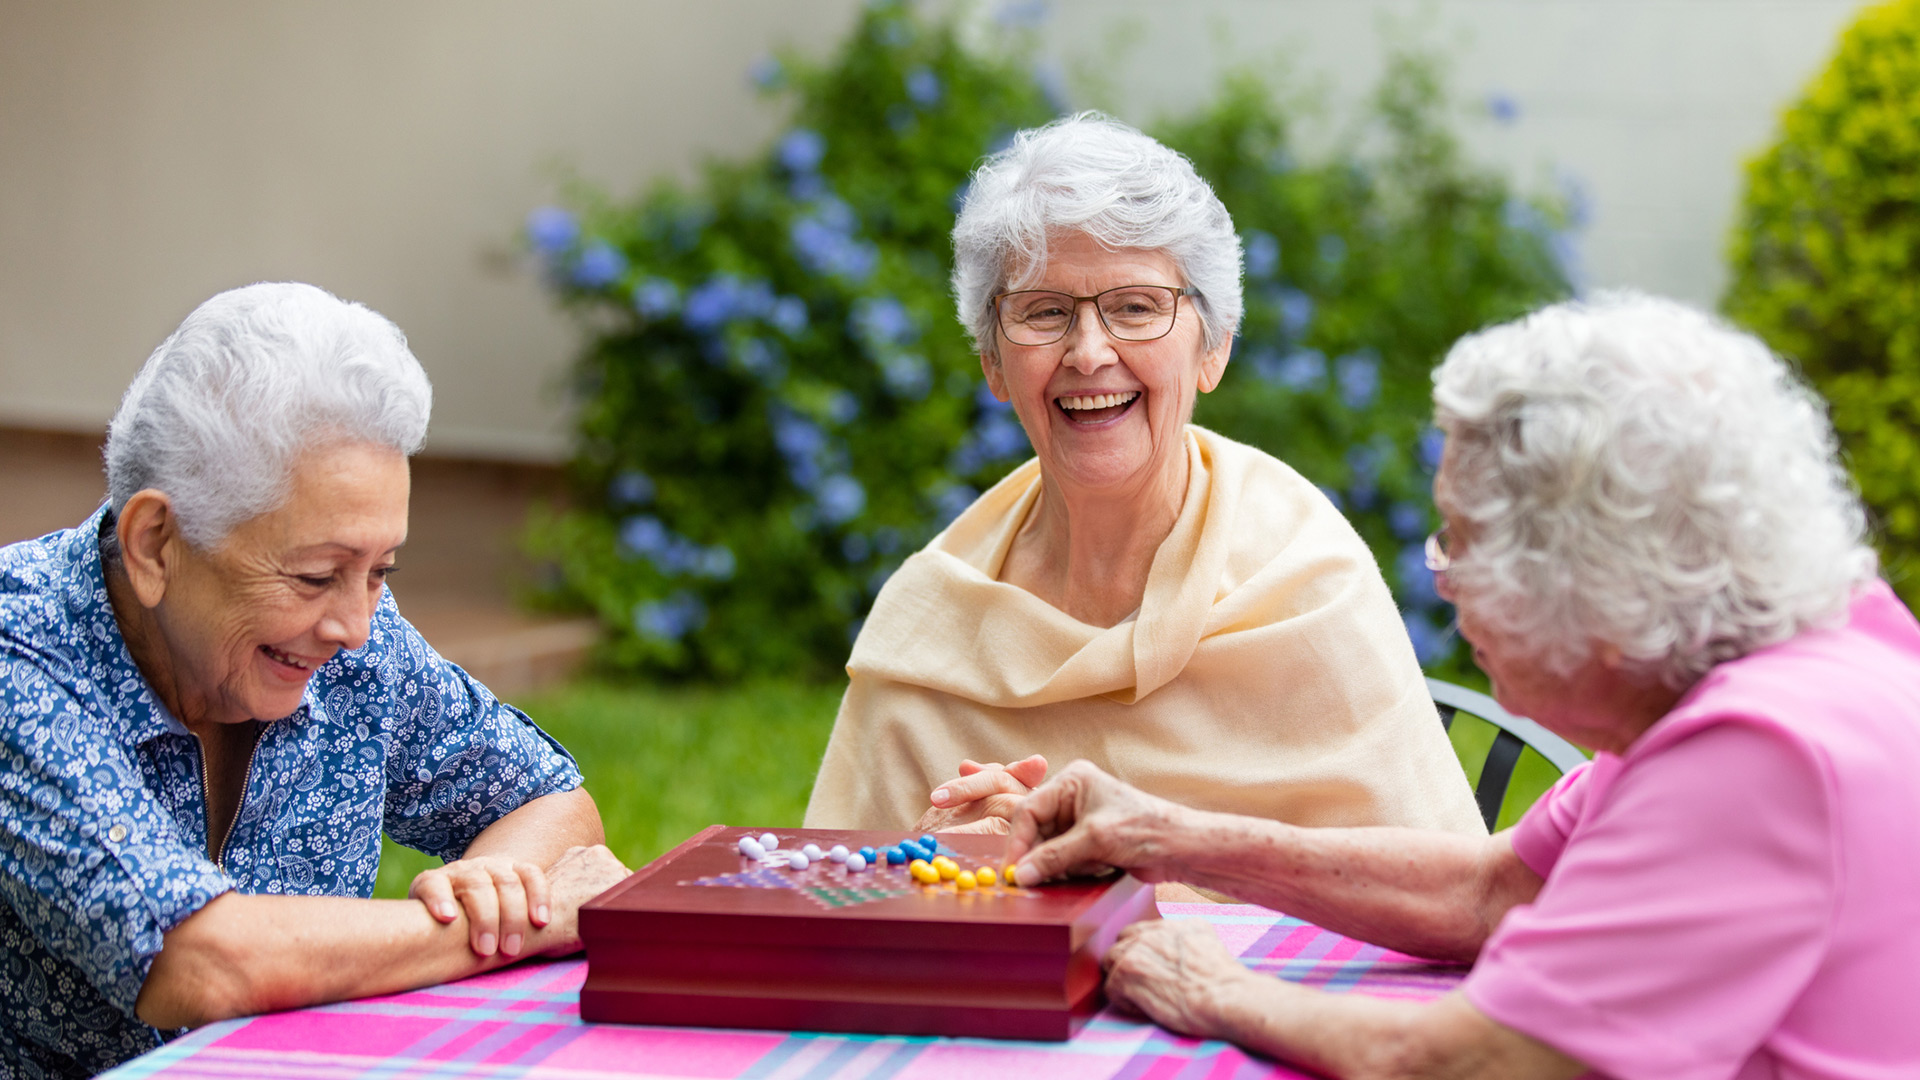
[804,426,1484,835]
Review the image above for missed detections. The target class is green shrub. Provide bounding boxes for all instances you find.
[1725,0,1920,605]
[528,3,1573,681]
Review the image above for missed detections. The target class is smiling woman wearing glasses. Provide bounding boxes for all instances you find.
[804,114,1482,862]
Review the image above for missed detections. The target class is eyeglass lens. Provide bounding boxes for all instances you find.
[998,286,1181,345]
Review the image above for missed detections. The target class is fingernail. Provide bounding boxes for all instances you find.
[931,788,950,806]
[535,905,551,926]
[436,902,457,921]
[503,933,523,956]
[477,933,497,956]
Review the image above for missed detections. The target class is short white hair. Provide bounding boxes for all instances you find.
[106,282,433,548]
[951,112,1243,357]
[1433,292,1876,689]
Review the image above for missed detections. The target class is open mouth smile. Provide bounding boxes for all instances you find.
[1055,391,1140,425]
[259,644,316,675]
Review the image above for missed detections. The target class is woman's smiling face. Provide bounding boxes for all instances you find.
[147,440,410,727]
[982,231,1230,494]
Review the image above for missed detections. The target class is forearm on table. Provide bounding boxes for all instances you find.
[1168,813,1535,961]
[460,786,605,864]
[1207,978,1583,1080]
[137,891,520,1029]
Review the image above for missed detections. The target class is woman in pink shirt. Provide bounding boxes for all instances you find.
[992,293,1920,1078]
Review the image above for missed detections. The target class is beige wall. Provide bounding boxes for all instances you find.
[1044,0,1866,307]
[0,0,1871,461]
[0,0,860,460]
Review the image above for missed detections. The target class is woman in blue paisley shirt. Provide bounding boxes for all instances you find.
[0,283,630,1078]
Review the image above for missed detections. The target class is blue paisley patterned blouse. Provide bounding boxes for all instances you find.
[0,507,584,1079]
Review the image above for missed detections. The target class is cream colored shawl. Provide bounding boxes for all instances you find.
[804,426,1484,836]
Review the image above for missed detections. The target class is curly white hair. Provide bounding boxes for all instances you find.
[950,112,1243,358]
[1432,292,1876,688]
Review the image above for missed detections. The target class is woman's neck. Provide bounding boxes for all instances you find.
[1000,436,1191,627]
[103,557,203,733]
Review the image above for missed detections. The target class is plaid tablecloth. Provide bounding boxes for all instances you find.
[104,904,1466,1080]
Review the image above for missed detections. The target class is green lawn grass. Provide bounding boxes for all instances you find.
[372,676,1574,898]
[372,678,844,898]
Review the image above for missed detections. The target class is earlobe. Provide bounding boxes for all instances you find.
[1196,341,1232,394]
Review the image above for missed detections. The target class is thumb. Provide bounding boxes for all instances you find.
[1006,754,1048,789]
[1011,823,1106,887]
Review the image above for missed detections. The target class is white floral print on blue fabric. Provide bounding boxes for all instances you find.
[0,507,584,1079]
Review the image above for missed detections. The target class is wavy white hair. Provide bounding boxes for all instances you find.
[951,112,1243,358]
[1433,292,1876,689]
[106,282,432,548]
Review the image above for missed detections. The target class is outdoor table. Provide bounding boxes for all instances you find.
[103,903,1467,1080]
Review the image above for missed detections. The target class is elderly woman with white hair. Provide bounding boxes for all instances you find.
[0,283,628,1078]
[805,114,1483,848]
[1000,293,1920,1077]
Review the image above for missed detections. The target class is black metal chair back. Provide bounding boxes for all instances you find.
[1427,677,1588,832]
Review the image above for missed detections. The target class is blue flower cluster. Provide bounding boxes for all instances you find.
[791,194,878,282]
[950,384,1030,475]
[571,242,627,289]
[850,296,931,398]
[905,66,943,107]
[931,482,978,526]
[525,206,633,291]
[1486,90,1521,125]
[769,404,865,528]
[609,470,656,506]
[1243,231,1280,279]
[634,591,708,642]
[528,206,580,254]
[749,55,784,91]
[1335,349,1380,410]
[619,515,737,581]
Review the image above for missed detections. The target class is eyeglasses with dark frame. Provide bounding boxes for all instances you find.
[992,285,1198,347]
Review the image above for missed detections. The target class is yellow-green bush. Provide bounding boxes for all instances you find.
[1725,0,1920,603]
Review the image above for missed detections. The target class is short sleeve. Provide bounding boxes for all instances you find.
[372,597,584,859]
[1463,722,1833,1080]
[1504,760,1592,879]
[0,645,232,1017]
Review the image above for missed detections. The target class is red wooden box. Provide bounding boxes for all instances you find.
[578,825,1158,1040]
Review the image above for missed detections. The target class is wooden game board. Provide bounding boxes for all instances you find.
[578,825,1158,1040]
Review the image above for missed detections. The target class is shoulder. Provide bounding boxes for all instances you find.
[1190,426,1360,536]
[0,518,101,653]
[1187,425,1379,584]
[1646,581,1920,783]
[0,515,124,724]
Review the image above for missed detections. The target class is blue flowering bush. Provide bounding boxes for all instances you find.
[528,2,1571,680]
[526,2,1053,676]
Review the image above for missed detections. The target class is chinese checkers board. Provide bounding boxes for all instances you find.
[578,825,1158,1040]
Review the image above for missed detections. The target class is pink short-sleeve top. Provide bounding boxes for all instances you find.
[1461,580,1920,1080]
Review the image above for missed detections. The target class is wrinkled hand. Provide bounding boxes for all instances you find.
[1004,759,1191,886]
[912,755,1048,835]
[528,844,631,957]
[1104,919,1249,1038]
[413,845,628,960]
[412,854,552,959]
